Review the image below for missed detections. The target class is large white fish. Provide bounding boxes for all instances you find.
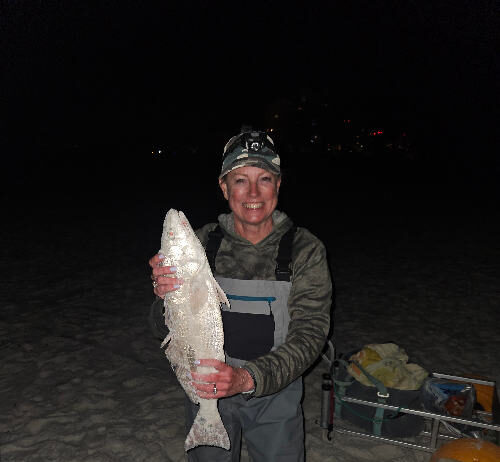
[159,209,230,451]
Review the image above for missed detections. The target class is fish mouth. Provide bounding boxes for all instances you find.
[243,202,264,209]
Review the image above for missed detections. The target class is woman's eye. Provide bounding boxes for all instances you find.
[235,178,245,183]
[261,176,272,182]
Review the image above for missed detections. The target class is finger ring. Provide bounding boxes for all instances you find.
[213,383,217,395]
[152,281,158,288]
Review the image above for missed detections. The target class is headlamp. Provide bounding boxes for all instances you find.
[223,131,275,161]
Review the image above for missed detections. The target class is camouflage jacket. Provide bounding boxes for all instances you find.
[149,210,332,397]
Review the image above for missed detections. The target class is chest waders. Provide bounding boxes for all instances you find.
[185,225,305,462]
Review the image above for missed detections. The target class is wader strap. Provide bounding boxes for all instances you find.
[205,225,224,273]
[275,226,297,281]
[205,224,297,281]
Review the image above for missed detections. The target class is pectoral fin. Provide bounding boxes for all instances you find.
[161,333,171,349]
[213,279,230,308]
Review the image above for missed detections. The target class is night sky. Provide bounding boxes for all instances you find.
[1,1,498,197]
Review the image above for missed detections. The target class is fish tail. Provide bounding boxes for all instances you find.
[185,400,230,452]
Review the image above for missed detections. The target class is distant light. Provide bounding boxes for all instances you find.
[158,150,162,154]
[274,113,279,119]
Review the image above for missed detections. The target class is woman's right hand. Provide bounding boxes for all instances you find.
[149,254,183,299]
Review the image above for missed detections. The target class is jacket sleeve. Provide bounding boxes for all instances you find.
[148,297,169,340]
[244,230,332,396]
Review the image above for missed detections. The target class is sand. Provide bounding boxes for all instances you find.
[1,174,499,461]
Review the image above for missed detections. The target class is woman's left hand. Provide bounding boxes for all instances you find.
[191,359,254,399]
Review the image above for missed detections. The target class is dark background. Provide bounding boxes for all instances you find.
[1,1,498,227]
[1,2,500,398]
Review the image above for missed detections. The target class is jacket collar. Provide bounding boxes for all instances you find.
[217,210,293,247]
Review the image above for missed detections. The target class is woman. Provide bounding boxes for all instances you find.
[149,129,332,461]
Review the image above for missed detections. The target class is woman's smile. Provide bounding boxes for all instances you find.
[242,202,264,209]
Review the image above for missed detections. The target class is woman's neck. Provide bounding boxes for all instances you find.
[233,218,274,245]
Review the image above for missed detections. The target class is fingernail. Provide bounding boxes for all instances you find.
[170,266,177,272]
[158,253,165,260]
[194,360,200,365]
[173,284,180,289]
[187,372,192,380]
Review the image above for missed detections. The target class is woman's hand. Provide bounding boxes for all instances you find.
[149,253,183,299]
[190,359,255,399]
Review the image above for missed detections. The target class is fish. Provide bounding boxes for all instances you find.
[159,209,230,452]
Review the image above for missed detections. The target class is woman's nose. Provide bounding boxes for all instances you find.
[248,180,259,196]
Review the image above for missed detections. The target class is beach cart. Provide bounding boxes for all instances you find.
[319,341,500,456]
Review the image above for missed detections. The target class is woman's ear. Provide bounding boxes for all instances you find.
[219,178,229,200]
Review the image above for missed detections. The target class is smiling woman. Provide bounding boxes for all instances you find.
[148,127,332,462]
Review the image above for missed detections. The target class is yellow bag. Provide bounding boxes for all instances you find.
[347,343,428,391]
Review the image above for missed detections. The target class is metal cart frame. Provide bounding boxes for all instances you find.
[320,342,500,454]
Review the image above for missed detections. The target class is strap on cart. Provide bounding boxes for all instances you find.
[334,359,390,436]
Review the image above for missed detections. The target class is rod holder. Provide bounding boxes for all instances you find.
[320,373,333,429]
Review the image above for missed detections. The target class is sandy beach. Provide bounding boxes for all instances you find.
[2,0,497,459]
[1,164,499,461]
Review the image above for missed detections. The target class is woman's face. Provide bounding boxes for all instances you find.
[219,166,281,233]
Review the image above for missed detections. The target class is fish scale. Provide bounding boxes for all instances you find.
[159,209,230,452]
